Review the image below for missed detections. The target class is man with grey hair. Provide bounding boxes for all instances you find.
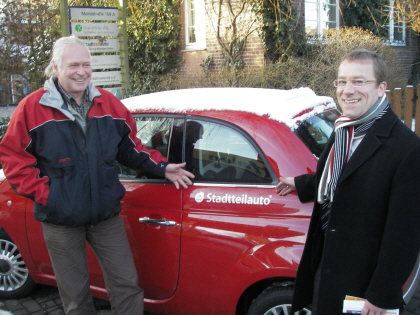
[0,36,194,314]
[276,49,420,314]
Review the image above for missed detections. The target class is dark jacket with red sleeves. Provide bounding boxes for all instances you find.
[291,107,420,314]
[0,78,167,227]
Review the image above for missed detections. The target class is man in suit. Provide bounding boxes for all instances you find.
[276,49,420,314]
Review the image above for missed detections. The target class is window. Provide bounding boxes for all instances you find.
[118,116,273,184]
[386,0,406,46]
[117,116,184,179]
[184,0,206,49]
[293,109,339,158]
[186,119,273,184]
[305,0,339,38]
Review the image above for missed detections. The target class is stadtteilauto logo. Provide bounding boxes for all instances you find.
[195,192,205,203]
[194,191,272,206]
[75,24,82,32]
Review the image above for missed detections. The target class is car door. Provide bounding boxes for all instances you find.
[118,115,185,300]
[178,118,310,313]
[26,115,186,301]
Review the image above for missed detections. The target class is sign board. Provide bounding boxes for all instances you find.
[70,22,119,37]
[91,71,122,86]
[104,87,123,99]
[91,55,121,70]
[82,39,120,53]
[64,4,128,98]
[69,7,118,21]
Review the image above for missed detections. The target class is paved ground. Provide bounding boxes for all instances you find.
[0,106,16,119]
[0,284,162,315]
[0,281,420,314]
[408,289,420,315]
[0,284,112,315]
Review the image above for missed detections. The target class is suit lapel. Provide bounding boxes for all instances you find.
[338,132,382,183]
[337,108,398,185]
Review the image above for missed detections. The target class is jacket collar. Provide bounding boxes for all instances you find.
[39,77,101,120]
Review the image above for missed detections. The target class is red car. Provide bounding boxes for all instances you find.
[0,88,418,315]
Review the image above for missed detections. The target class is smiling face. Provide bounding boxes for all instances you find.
[337,59,387,120]
[54,45,92,104]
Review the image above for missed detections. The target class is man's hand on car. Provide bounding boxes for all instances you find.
[165,162,195,189]
[275,176,296,196]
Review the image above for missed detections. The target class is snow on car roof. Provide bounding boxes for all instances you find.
[122,87,337,128]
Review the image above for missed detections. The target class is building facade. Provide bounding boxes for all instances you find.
[177,0,419,80]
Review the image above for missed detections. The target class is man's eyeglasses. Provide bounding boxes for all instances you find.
[333,79,377,88]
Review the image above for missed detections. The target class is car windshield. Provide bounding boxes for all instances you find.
[293,109,340,158]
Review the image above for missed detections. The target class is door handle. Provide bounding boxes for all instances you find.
[139,217,177,226]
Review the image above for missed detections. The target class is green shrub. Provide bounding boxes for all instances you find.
[250,0,307,63]
[152,27,405,106]
[341,0,388,38]
[291,27,406,97]
[127,0,182,95]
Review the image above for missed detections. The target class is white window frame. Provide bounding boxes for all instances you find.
[387,0,406,46]
[184,0,206,49]
[305,0,340,38]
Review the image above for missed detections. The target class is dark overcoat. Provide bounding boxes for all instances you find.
[291,108,420,314]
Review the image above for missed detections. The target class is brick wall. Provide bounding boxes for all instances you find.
[178,0,419,83]
[393,29,420,83]
[178,0,265,77]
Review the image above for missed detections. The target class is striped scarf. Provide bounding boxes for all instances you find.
[317,95,389,206]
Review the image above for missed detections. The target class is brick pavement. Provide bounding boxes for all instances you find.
[0,284,112,315]
[406,287,420,315]
[1,282,420,315]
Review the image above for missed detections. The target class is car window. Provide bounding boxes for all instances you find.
[186,119,273,184]
[293,109,340,158]
[117,116,273,184]
[117,116,184,179]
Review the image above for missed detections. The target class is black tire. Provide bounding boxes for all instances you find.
[246,285,311,315]
[0,229,36,298]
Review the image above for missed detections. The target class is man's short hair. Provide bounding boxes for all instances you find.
[44,36,90,79]
[341,49,388,86]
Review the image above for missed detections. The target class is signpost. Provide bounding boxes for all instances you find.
[60,1,129,99]
[91,55,121,70]
[69,7,118,21]
[82,39,120,53]
[91,71,122,86]
[70,22,119,37]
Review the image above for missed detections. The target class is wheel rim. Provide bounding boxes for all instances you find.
[0,239,30,292]
[263,304,311,315]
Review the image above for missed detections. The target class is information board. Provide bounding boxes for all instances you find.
[69,7,119,21]
[70,22,119,37]
[91,55,121,70]
[91,71,122,86]
[82,39,120,53]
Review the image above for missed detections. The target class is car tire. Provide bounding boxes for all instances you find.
[0,229,36,299]
[246,285,311,315]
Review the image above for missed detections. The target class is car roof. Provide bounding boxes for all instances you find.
[122,87,337,129]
